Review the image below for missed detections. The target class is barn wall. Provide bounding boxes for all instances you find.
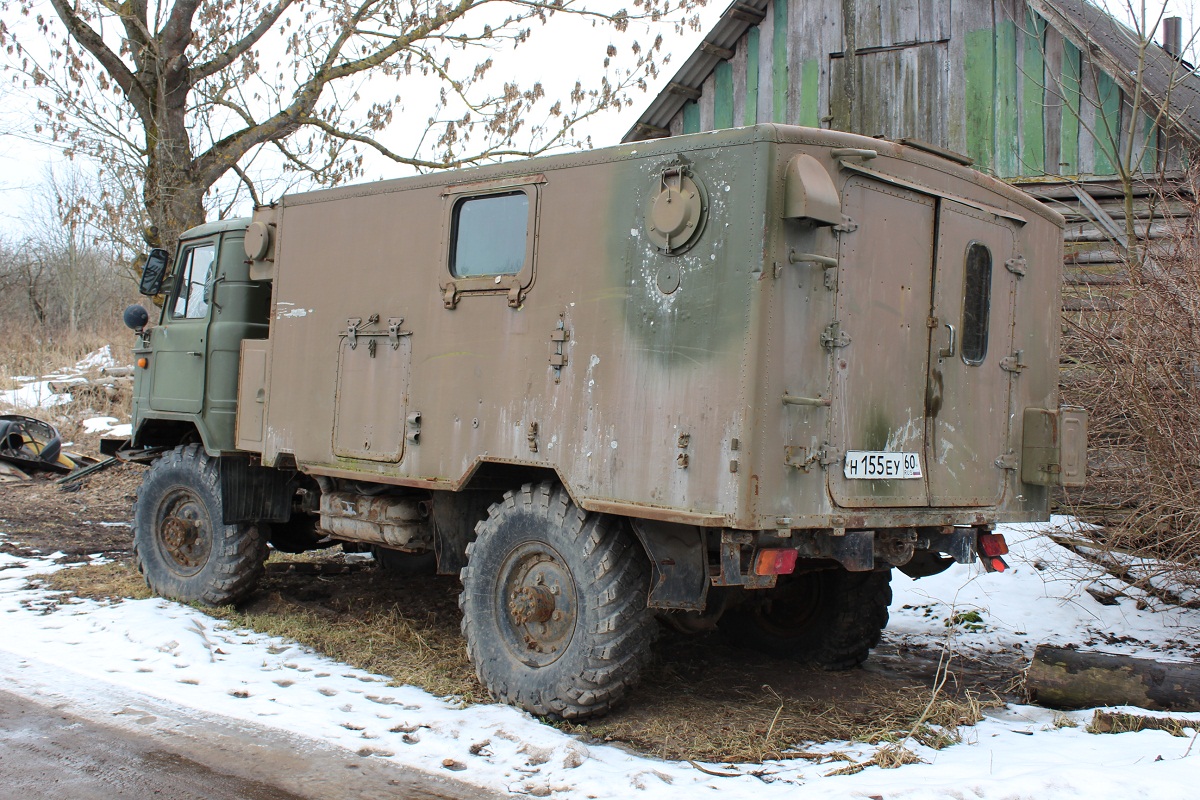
[666,0,1173,180]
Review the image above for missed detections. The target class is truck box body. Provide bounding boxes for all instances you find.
[237,124,1066,532]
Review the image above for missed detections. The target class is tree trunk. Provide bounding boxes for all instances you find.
[1027,645,1200,711]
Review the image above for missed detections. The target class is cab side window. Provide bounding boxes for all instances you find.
[450,192,529,278]
[172,243,217,319]
[961,242,992,365]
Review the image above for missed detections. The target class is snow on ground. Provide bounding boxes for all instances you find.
[82,415,133,438]
[0,521,1197,799]
[0,346,120,409]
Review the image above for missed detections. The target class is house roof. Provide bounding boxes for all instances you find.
[623,0,769,142]
[1026,0,1200,146]
[623,0,1200,146]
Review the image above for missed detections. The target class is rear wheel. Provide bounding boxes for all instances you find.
[719,568,892,669]
[459,482,654,719]
[133,444,267,605]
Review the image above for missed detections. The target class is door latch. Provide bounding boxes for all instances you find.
[821,322,852,349]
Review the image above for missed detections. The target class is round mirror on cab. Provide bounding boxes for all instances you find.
[123,304,150,330]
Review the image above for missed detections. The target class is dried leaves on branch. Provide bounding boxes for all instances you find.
[1061,158,1200,594]
[1,0,705,250]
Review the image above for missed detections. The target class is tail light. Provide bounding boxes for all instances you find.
[978,532,1009,572]
[754,549,799,576]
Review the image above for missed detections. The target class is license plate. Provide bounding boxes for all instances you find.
[843,451,923,480]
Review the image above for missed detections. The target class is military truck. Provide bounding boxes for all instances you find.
[122,124,1086,719]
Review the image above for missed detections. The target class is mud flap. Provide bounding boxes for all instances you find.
[629,520,708,611]
[219,456,296,524]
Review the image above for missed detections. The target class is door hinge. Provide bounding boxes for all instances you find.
[387,317,411,349]
[833,217,858,234]
[550,316,570,382]
[821,322,852,349]
[346,317,361,349]
[1005,255,1027,277]
[994,451,1019,470]
[1000,350,1027,373]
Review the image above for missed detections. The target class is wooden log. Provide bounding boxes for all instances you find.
[1027,645,1200,712]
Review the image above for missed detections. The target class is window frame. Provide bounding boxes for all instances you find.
[959,240,992,366]
[169,240,219,321]
[439,174,543,304]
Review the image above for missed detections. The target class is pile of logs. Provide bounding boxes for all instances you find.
[48,366,134,405]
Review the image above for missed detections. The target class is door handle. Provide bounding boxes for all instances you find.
[939,323,956,358]
[186,351,203,358]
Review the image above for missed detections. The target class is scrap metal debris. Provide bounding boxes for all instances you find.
[0,414,98,480]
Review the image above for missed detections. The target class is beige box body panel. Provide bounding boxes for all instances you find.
[251,125,1067,531]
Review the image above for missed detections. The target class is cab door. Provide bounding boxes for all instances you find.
[149,240,217,414]
[924,201,1018,506]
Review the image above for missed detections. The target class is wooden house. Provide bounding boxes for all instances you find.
[623,0,1200,289]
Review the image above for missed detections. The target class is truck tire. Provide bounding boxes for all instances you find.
[459,482,654,719]
[133,444,268,606]
[719,569,892,669]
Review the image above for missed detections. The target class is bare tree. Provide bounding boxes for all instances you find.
[1,0,703,251]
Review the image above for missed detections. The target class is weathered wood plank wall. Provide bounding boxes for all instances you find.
[667,0,1177,181]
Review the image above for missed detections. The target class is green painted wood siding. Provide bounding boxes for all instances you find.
[1093,71,1121,174]
[715,61,734,129]
[773,0,788,122]
[683,100,700,134]
[965,28,995,170]
[1021,11,1046,174]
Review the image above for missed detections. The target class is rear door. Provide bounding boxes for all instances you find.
[826,178,935,508]
[924,201,1018,506]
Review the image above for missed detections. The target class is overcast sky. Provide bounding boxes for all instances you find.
[0,0,1194,241]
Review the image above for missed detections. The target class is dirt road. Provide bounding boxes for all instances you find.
[0,679,494,800]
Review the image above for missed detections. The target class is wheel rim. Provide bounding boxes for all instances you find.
[154,488,213,577]
[752,572,824,641]
[494,541,578,668]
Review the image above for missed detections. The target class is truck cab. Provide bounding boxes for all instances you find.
[129,219,271,452]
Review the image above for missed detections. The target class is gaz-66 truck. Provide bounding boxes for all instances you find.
[122,124,1086,719]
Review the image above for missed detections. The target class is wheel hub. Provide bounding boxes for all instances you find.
[156,492,212,576]
[509,585,555,625]
[496,545,577,668]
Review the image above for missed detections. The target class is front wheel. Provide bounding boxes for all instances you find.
[718,568,892,669]
[133,444,267,605]
[459,482,654,719]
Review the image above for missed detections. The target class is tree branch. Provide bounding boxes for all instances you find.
[190,0,300,84]
[46,0,152,123]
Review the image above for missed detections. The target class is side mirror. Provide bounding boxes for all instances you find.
[138,248,171,296]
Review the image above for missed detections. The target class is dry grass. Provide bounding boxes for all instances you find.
[0,316,135,447]
[1060,163,1200,599]
[40,555,1006,765]
[43,561,153,601]
[1088,710,1193,737]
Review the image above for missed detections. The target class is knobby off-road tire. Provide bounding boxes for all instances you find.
[133,444,268,606]
[459,482,654,720]
[719,568,892,669]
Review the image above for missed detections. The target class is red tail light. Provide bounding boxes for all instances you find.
[754,549,799,576]
[978,533,1009,557]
